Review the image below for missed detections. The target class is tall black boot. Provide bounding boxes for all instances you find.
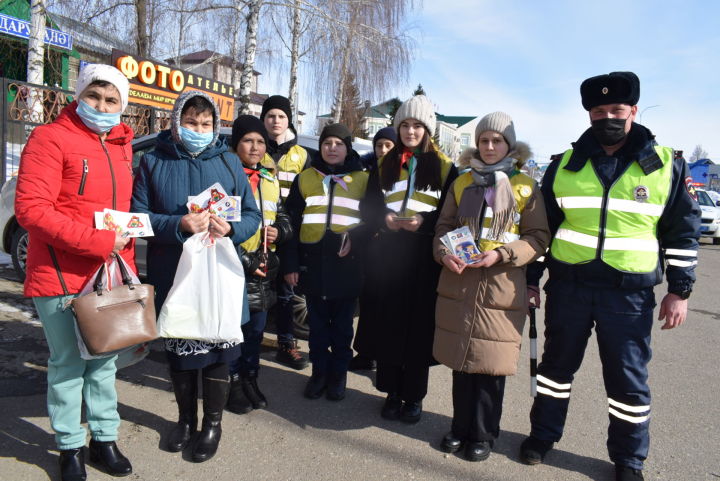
[226,373,253,414]
[241,370,267,409]
[191,372,229,463]
[167,370,198,452]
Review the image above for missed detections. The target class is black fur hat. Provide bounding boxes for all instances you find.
[580,71,640,110]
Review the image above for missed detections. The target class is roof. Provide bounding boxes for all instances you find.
[435,114,476,127]
[166,49,261,75]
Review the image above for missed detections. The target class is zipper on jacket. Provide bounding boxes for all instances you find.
[325,179,336,231]
[100,140,117,209]
[78,159,89,195]
[591,159,634,260]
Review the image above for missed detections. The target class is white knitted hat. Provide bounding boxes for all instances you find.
[393,95,436,136]
[475,111,516,151]
[75,64,130,111]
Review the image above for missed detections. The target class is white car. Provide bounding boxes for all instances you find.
[696,189,720,245]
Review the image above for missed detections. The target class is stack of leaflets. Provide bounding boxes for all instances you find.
[94,209,154,238]
[187,182,242,221]
[440,226,483,264]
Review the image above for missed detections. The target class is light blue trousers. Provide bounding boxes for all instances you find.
[34,295,120,450]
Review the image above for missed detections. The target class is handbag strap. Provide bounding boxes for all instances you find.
[115,255,135,289]
[92,263,107,294]
[47,245,70,296]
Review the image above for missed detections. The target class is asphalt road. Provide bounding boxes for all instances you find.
[0,242,719,481]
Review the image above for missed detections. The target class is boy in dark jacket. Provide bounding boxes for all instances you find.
[282,124,369,401]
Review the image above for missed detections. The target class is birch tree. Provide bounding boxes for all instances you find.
[27,0,47,122]
[237,0,262,114]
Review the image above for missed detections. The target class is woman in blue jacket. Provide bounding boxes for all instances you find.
[132,91,260,463]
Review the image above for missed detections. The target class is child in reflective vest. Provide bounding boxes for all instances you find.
[282,123,369,401]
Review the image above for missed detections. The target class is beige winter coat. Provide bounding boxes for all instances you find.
[432,144,550,376]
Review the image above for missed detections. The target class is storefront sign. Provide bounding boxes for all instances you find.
[112,49,235,121]
[0,13,73,50]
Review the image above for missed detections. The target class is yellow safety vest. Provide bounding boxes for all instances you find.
[550,145,674,273]
[240,171,281,253]
[266,144,308,200]
[380,151,454,216]
[297,168,369,244]
[453,171,536,251]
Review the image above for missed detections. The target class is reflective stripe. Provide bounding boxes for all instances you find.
[480,227,520,243]
[604,237,658,252]
[386,200,403,212]
[404,198,437,213]
[536,256,545,262]
[281,187,290,197]
[665,248,697,257]
[386,180,409,196]
[537,386,570,399]
[555,228,599,249]
[557,196,664,216]
[557,196,602,209]
[666,259,697,267]
[262,200,277,212]
[302,213,360,226]
[278,171,296,182]
[608,198,664,216]
[263,218,273,226]
[556,229,658,252]
[537,374,572,390]
[305,195,359,210]
[305,195,329,207]
[608,407,650,424]
[608,398,650,413]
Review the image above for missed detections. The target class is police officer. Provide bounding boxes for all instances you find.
[519,72,701,481]
[261,95,312,370]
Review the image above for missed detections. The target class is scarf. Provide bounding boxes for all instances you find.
[244,166,274,194]
[458,153,518,241]
[313,167,349,196]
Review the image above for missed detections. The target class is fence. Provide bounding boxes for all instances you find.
[1,77,174,185]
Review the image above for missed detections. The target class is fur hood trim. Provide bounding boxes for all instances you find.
[457,141,532,169]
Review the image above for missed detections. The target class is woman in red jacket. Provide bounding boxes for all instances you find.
[15,64,135,481]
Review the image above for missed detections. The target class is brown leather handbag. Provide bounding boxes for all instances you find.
[69,256,158,355]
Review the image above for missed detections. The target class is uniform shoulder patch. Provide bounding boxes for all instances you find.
[685,176,697,200]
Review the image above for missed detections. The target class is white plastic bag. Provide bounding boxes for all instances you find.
[157,233,245,343]
[72,255,150,366]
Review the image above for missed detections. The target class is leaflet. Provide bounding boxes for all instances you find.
[186,182,242,221]
[94,209,154,238]
[440,226,483,264]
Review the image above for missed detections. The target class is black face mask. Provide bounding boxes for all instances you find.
[591,117,629,146]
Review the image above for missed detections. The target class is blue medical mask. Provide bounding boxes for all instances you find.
[179,126,214,153]
[76,100,121,133]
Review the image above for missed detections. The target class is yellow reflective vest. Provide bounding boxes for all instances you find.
[453,171,536,251]
[550,145,674,273]
[266,144,308,200]
[240,170,281,253]
[297,168,368,244]
[380,151,454,216]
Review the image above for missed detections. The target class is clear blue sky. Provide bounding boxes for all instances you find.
[401,0,720,162]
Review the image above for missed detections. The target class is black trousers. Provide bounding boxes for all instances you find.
[452,371,506,442]
[375,362,430,402]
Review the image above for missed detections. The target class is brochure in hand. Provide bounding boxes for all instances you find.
[186,182,242,221]
[440,226,483,264]
[94,209,154,238]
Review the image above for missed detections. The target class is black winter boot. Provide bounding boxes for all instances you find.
[167,370,198,452]
[191,373,229,463]
[276,340,309,370]
[326,371,347,401]
[59,448,86,481]
[226,373,253,414]
[240,371,267,409]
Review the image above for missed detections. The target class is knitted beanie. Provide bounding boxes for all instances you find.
[475,111,516,151]
[231,115,269,151]
[372,126,397,147]
[393,95,436,136]
[319,123,352,152]
[75,64,129,110]
[261,95,293,123]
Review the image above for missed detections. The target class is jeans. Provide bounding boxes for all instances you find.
[229,310,268,375]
